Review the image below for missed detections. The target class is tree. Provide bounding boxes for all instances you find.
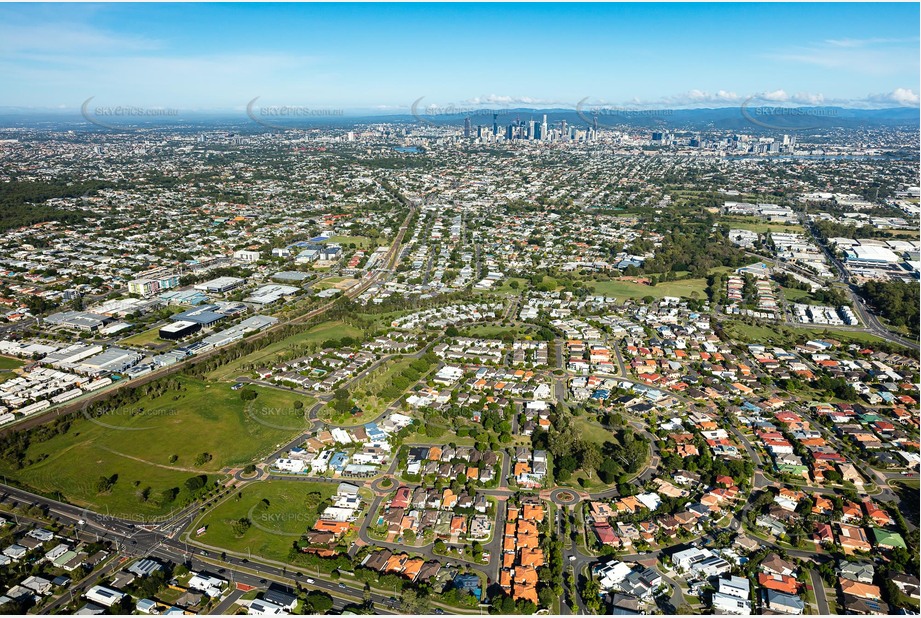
[184,475,207,493]
[231,518,252,537]
[580,442,602,479]
[399,589,429,614]
[306,590,334,612]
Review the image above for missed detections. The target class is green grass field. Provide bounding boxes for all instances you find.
[573,416,617,448]
[780,286,813,302]
[492,277,528,295]
[0,356,24,384]
[195,480,337,562]
[0,377,314,517]
[0,356,24,371]
[460,324,532,338]
[322,357,418,423]
[327,235,386,249]
[119,325,170,348]
[312,277,357,292]
[589,277,707,300]
[723,320,893,348]
[721,216,804,234]
[208,320,363,381]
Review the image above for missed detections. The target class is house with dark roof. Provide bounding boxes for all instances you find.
[762,589,804,615]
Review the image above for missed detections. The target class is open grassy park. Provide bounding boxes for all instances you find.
[0,377,314,517]
[779,286,813,303]
[327,235,386,249]
[119,325,172,348]
[208,320,363,381]
[0,355,24,384]
[719,216,804,234]
[195,480,338,562]
[320,356,423,424]
[0,356,24,371]
[588,277,708,300]
[460,323,534,339]
[722,319,893,348]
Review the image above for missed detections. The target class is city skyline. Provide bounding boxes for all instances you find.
[0,2,918,112]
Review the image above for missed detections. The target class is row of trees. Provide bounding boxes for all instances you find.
[860,280,920,339]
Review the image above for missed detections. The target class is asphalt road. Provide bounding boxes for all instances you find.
[809,569,831,615]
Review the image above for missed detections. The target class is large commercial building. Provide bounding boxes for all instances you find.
[159,320,202,341]
[171,304,230,326]
[244,285,299,305]
[193,276,245,293]
[127,274,179,297]
[79,347,143,376]
[846,245,900,265]
[233,249,261,263]
[44,311,109,332]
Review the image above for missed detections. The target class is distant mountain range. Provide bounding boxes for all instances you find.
[0,105,917,132]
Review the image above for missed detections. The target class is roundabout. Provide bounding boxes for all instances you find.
[371,475,397,494]
[550,488,582,506]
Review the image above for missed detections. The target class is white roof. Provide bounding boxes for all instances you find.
[851,245,899,262]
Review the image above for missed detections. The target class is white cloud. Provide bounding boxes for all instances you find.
[757,90,788,102]
[0,23,161,54]
[766,37,919,76]
[461,94,566,107]
[865,88,919,107]
[825,37,917,48]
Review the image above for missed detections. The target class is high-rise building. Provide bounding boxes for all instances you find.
[541,115,548,141]
[464,117,471,138]
[493,113,499,137]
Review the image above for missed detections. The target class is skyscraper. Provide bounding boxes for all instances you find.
[493,113,499,137]
[464,117,471,138]
[541,114,548,141]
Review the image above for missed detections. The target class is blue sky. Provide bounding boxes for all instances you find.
[0,3,918,112]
